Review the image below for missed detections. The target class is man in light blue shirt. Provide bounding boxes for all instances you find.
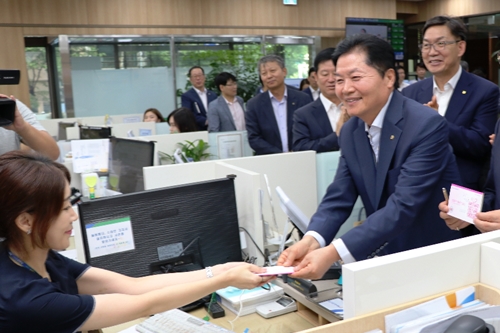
[245,55,312,155]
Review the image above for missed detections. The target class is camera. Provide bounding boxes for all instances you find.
[0,69,21,126]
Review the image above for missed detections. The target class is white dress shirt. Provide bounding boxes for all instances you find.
[433,66,462,117]
[306,92,393,264]
[309,86,320,100]
[269,89,289,152]
[225,97,246,131]
[194,87,208,111]
[319,94,342,133]
[398,81,410,92]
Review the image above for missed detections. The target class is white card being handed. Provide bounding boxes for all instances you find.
[447,184,484,224]
[257,266,295,276]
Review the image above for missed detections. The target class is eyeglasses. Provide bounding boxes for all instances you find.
[225,82,238,87]
[419,40,461,52]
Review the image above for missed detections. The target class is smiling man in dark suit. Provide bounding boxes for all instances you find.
[278,34,461,279]
[181,66,218,131]
[293,48,346,153]
[245,55,312,155]
[402,16,498,192]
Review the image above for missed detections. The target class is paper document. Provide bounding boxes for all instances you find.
[391,300,488,333]
[447,184,484,224]
[71,139,109,173]
[122,116,141,123]
[217,133,243,159]
[385,286,476,333]
[319,298,344,316]
[257,266,295,276]
[85,216,135,258]
[139,128,152,136]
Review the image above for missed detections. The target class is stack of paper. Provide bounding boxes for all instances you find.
[385,286,493,333]
[216,284,284,316]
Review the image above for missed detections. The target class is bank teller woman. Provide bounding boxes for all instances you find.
[0,151,272,333]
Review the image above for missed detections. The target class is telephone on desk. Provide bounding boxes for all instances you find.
[444,315,495,333]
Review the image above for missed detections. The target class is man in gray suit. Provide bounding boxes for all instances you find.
[208,72,246,132]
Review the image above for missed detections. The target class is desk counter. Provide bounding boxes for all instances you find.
[102,304,315,333]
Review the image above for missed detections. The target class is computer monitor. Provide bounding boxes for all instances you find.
[108,137,155,194]
[58,121,77,141]
[79,125,112,140]
[345,17,405,60]
[275,186,309,236]
[78,177,242,277]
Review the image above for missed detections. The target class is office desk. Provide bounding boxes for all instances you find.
[102,305,315,333]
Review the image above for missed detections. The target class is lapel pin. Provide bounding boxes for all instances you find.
[390,135,394,140]
[462,90,466,95]
[292,102,296,105]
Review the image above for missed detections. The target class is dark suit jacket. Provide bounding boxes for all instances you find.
[253,84,299,98]
[207,95,245,132]
[253,86,264,98]
[245,88,312,155]
[301,87,320,101]
[483,119,500,212]
[302,87,313,101]
[402,70,499,190]
[181,88,218,130]
[292,98,339,152]
[307,92,461,261]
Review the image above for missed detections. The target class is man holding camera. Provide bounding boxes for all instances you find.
[0,94,59,160]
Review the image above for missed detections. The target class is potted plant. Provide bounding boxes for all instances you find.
[159,139,211,164]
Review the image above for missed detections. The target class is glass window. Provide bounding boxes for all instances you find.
[65,37,175,118]
[42,35,316,119]
[175,39,263,103]
[24,46,52,119]
[265,44,311,78]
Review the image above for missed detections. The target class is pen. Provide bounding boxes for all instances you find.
[194,102,201,114]
[442,187,449,204]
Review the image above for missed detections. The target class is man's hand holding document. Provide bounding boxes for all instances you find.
[447,184,484,224]
[439,184,484,232]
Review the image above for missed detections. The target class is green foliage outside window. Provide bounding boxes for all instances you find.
[179,44,310,102]
[179,45,262,102]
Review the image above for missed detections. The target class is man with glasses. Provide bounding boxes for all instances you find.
[439,52,500,235]
[402,16,498,197]
[207,72,245,132]
[181,66,218,131]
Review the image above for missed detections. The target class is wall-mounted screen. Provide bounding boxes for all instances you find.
[345,17,405,60]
